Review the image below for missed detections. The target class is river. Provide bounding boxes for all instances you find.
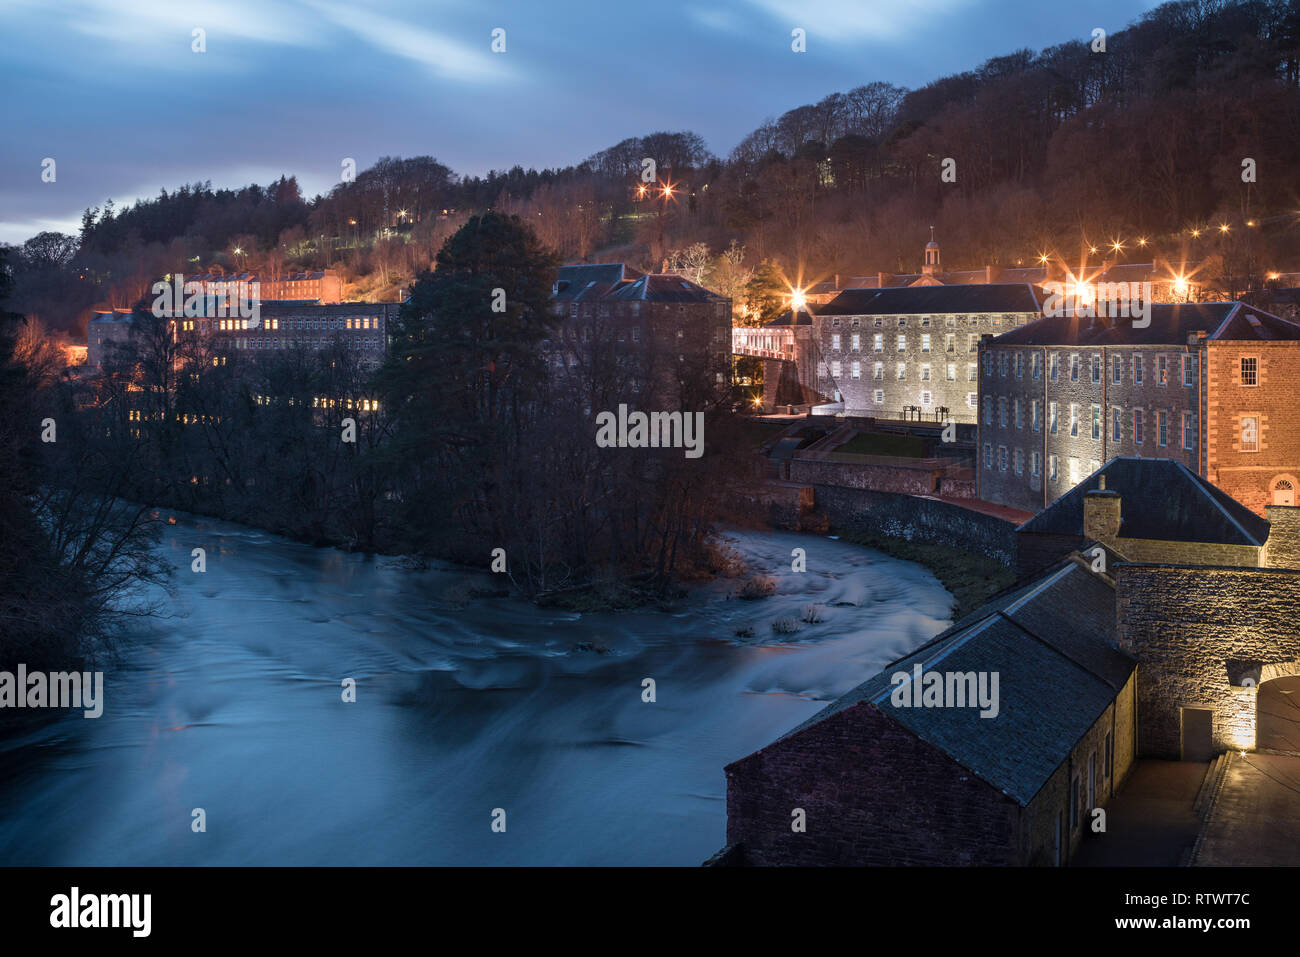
[0,515,952,865]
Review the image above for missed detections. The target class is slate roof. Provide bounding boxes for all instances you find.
[754,557,1132,806]
[606,273,727,303]
[994,302,1300,346]
[552,263,642,301]
[814,283,1044,316]
[1017,457,1270,546]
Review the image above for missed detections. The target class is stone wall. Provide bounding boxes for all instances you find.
[1116,563,1300,758]
[814,484,1018,565]
[788,457,949,496]
[725,701,1022,865]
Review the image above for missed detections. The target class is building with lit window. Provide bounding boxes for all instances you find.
[810,283,1045,422]
[976,301,1300,515]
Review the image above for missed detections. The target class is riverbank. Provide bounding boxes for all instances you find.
[832,526,1016,620]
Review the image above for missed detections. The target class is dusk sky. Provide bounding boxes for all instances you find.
[1,0,1162,246]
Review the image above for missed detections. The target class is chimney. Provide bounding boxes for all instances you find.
[1083,474,1122,544]
[1263,504,1300,569]
[985,265,1002,284]
[878,272,889,288]
[835,274,841,289]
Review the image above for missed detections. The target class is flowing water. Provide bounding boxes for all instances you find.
[0,516,952,865]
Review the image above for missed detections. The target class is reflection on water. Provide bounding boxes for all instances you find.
[0,518,951,865]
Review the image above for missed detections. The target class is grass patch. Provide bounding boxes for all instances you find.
[835,527,1015,621]
[835,432,929,458]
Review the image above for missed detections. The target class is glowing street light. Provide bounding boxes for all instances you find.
[1137,237,1148,247]
[1038,253,1050,264]
[1219,223,1230,234]
[1191,228,1201,238]
[789,287,808,311]
[1173,275,1188,295]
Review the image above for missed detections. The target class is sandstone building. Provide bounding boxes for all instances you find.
[810,283,1045,422]
[976,301,1300,516]
[549,263,732,406]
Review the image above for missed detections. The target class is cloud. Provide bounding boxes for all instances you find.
[737,0,975,41]
[303,0,513,83]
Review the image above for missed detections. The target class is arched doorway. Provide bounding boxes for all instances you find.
[1270,475,1298,507]
[1257,675,1300,754]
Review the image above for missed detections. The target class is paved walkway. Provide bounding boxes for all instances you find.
[1195,753,1300,866]
[1072,760,1207,866]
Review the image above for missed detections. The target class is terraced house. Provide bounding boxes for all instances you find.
[811,284,1044,422]
[976,302,1300,516]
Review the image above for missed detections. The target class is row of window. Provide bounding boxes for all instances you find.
[828,314,1020,329]
[983,350,1197,387]
[854,389,978,409]
[832,333,982,354]
[226,337,382,351]
[983,397,1197,448]
[982,444,1101,485]
[192,316,383,332]
[821,360,979,382]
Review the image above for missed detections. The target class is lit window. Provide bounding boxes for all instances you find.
[1241,357,1258,386]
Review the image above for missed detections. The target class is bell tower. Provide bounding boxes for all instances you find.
[922,226,941,277]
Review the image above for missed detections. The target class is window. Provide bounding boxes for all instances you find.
[946,363,956,381]
[983,396,992,426]
[831,333,841,351]
[1134,355,1143,385]
[898,317,906,327]
[1032,399,1040,432]
[1183,412,1194,450]
[851,361,861,379]
[897,362,906,380]
[1091,355,1101,383]
[968,334,978,353]
[873,317,882,327]
[1157,355,1168,385]
[921,316,931,326]
[1015,399,1023,430]
[921,390,933,406]
[1157,410,1168,447]
[1015,353,1024,378]
[921,364,931,381]
[1112,355,1122,383]
[873,362,884,380]
[967,363,977,382]
[967,392,977,408]
[1069,456,1081,485]
[1091,405,1101,440]
[1049,353,1060,381]
[1134,409,1144,445]
[1069,403,1079,437]
[998,446,1008,471]
[1183,355,1193,386]
[1049,454,1059,483]
[873,333,883,352]
[984,355,992,377]
[983,443,992,469]
[1032,353,1042,380]
[922,333,931,353]
[1241,415,1259,452]
[1112,407,1122,442]
[999,397,1007,427]
[1241,356,1258,386]
[1070,354,1080,381]
[999,353,1007,376]
[831,360,841,377]
[851,333,860,351]
[1049,401,1058,434]
[897,334,907,352]
[1031,451,1041,477]
[945,334,955,353]
[874,389,884,404]
[1014,448,1024,475]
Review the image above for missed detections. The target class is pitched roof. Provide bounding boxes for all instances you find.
[552,263,642,300]
[606,273,727,302]
[1017,457,1269,546]
[814,283,1044,316]
[994,302,1300,346]
[756,557,1131,806]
